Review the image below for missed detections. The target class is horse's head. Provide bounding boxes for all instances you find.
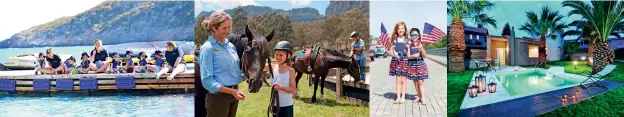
[241,26,274,93]
[346,56,362,82]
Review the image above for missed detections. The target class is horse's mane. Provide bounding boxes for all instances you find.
[321,48,350,58]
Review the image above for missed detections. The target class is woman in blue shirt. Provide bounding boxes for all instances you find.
[200,11,245,117]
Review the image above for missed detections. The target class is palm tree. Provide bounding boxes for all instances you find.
[519,6,567,66]
[563,1,622,73]
[447,1,497,72]
[561,20,621,65]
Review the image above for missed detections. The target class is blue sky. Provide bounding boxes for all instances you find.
[446,1,582,40]
[195,0,329,16]
[370,1,447,38]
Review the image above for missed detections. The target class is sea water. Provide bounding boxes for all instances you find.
[0,92,194,117]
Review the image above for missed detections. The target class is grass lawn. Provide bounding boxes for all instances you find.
[447,61,624,117]
[236,75,369,117]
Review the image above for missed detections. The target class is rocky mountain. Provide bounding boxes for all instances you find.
[200,5,324,23]
[0,1,194,48]
[325,1,369,16]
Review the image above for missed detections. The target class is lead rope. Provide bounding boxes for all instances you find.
[267,57,280,117]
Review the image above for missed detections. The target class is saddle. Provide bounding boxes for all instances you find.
[302,45,321,68]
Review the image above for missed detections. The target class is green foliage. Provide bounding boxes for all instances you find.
[563,42,579,54]
[562,1,624,42]
[519,6,566,40]
[447,1,497,28]
[194,14,210,55]
[248,11,295,54]
[232,7,248,34]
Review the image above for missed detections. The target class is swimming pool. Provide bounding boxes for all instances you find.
[496,71,580,96]
[0,92,193,117]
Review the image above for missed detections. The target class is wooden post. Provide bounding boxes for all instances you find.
[336,68,343,100]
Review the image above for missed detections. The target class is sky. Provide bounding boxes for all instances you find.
[195,0,330,16]
[0,0,106,41]
[446,1,582,40]
[369,1,447,38]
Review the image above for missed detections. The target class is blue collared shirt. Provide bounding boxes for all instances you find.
[200,36,243,94]
[352,39,366,60]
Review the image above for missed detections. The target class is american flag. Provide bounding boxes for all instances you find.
[378,23,390,50]
[422,23,445,44]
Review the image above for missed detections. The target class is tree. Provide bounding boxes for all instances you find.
[232,7,248,34]
[447,0,497,72]
[519,6,567,65]
[563,42,580,60]
[501,23,511,36]
[563,1,622,73]
[194,14,210,55]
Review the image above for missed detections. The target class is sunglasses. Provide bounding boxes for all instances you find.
[410,33,419,37]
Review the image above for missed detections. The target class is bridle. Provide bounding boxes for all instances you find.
[238,39,280,117]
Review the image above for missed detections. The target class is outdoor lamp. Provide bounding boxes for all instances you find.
[488,82,497,93]
[574,61,578,69]
[562,93,568,102]
[475,75,486,93]
[469,85,478,98]
[575,90,580,96]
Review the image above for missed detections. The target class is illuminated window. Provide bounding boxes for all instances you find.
[529,45,538,57]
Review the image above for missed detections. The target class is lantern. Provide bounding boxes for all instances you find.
[575,90,580,96]
[573,61,578,69]
[475,75,486,93]
[468,85,478,98]
[561,93,568,102]
[488,82,497,93]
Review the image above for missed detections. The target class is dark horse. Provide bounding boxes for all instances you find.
[195,26,273,116]
[230,26,274,93]
[292,48,362,103]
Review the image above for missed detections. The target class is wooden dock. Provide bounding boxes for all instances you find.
[0,73,194,92]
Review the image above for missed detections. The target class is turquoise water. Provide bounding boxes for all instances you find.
[0,92,193,117]
[496,71,579,96]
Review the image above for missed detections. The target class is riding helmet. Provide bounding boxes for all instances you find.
[274,41,293,52]
[350,31,359,38]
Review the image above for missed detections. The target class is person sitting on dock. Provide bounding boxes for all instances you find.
[90,39,110,73]
[35,52,46,75]
[78,52,93,74]
[110,52,122,74]
[120,50,135,73]
[156,41,186,80]
[135,52,149,73]
[150,50,166,76]
[43,48,65,74]
[63,56,77,74]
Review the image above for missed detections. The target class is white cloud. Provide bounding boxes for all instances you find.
[0,0,106,40]
[290,0,312,6]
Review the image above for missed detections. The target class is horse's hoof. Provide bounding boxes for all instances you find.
[311,99,317,103]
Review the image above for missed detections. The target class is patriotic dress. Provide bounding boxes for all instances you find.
[389,38,408,76]
[407,41,428,80]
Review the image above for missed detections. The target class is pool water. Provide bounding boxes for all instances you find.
[496,71,579,96]
[0,92,193,117]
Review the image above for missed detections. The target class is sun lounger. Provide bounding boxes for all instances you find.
[580,64,617,89]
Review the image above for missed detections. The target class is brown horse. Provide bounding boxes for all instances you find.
[292,48,362,103]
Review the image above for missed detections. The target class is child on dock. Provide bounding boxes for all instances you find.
[270,41,296,117]
[35,52,46,75]
[78,52,92,74]
[151,50,166,79]
[110,52,122,74]
[135,52,148,73]
[120,50,135,73]
[63,56,77,74]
